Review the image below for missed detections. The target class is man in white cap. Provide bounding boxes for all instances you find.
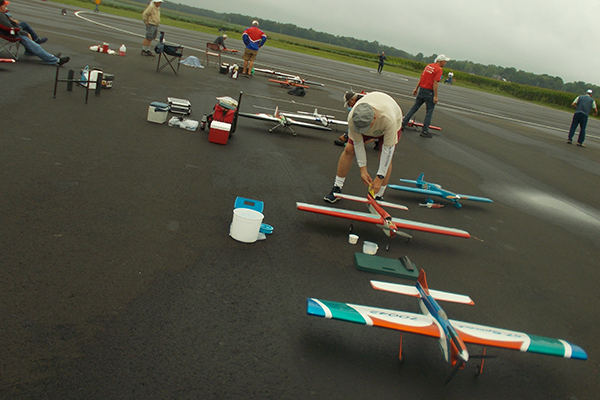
[213,33,227,50]
[241,20,267,77]
[402,54,450,138]
[567,89,597,147]
[324,92,403,202]
[141,0,163,57]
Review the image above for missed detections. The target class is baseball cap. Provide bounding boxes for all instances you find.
[343,91,356,108]
[153,0,164,3]
[351,103,374,134]
[223,34,227,38]
[586,89,593,94]
[252,20,259,26]
[435,54,451,63]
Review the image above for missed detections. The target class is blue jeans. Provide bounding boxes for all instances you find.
[19,35,58,64]
[18,22,39,42]
[403,88,436,133]
[568,112,588,144]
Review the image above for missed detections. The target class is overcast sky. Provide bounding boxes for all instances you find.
[177,0,599,86]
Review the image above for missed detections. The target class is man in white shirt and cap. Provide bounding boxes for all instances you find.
[324,92,403,203]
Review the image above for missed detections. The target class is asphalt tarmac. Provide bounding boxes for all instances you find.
[2,2,599,399]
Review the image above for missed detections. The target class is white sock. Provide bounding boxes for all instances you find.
[334,176,346,189]
[376,186,386,198]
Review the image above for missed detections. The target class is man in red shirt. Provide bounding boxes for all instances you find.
[402,54,449,138]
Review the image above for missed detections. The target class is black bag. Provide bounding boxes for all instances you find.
[287,87,306,97]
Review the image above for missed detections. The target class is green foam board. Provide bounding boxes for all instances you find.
[355,253,419,279]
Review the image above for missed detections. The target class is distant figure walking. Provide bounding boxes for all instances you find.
[241,20,267,78]
[402,54,450,138]
[377,51,386,74]
[94,0,101,12]
[567,89,597,147]
[141,0,162,57]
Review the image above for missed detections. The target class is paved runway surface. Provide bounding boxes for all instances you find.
[2,2,599,399]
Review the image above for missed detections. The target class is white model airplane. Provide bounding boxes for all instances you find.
[238,106,332,136]
[279,108,347,130]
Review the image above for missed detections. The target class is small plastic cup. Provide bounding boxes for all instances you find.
[363,241,379,255]
[348,234,359,244]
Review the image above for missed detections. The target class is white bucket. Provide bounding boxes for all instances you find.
[230,208,264,243]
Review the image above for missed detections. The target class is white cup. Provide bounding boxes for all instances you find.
[363,241,379,255]
[348,234,359,244]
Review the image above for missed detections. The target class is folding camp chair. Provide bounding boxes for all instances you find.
[155,32,184,75]
[0,24,21,60]
[203,42,221,67]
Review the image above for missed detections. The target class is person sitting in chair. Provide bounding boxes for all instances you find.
[4,1,47,44]
[0,0,69,65]
[213,34,227,50]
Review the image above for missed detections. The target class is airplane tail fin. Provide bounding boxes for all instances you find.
[418,269,428,291]
[417,173,425,183]
[274,106,279,117]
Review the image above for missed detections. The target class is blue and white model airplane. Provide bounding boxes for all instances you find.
[388,173,493,209]
[307,269,587,384]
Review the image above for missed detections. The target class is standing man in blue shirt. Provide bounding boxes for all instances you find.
[568,89,597,147]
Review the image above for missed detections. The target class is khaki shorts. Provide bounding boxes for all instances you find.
[242,48,258,61]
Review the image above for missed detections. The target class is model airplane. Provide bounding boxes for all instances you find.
[388,173,493,209]
[279,108,348,130]
[307,269,587,384]
[269,77,310,88]
[238,106,332,136]
[255,68,325,87]
[405,119,441,131]
[296,191,470,239]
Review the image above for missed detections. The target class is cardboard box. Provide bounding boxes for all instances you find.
[147,102,170,124]
[209,121,231,144]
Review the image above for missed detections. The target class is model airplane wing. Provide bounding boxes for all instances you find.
[388,184,442,197]
[390,216,470,238]
[237,112,281,123]
[286,119,331,131]
[296,202,384,225]
[307,299,587,360]
[307,298,443,338]
[371,280,474,305]
[449,319,587,359]
[1,58,16,63]
[452,194,494,203]
[334,193,408,211]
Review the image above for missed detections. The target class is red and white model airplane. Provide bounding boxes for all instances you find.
[297,191,470,240]
[307,269,587,384]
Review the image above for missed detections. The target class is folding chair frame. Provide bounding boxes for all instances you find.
[155,32,183,76]
[203,42,221,67]
[0,24,22,60]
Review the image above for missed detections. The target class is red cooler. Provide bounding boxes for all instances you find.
[209,121,231,145]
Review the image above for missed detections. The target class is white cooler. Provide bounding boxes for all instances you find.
[147,102,170,124]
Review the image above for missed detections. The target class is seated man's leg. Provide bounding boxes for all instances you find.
[19,36,58,64]
[18,22,46,43]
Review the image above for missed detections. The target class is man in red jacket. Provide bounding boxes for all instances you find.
[241,20,267,77]
[402,54,450,138]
